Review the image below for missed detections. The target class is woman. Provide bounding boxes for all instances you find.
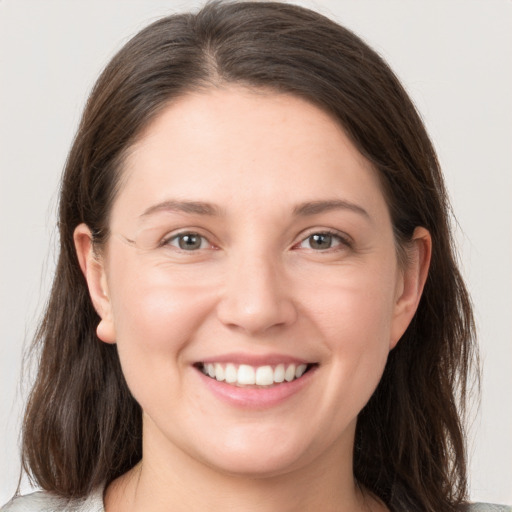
[2,1,509,511]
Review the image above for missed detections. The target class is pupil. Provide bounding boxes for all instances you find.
[179,234,201,250]
[310,234,331,250]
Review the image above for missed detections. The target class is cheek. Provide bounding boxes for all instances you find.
[106,262,217,394]
[302,261,397,397]
[316,284,394,382]
[302,259,398,343]
[109,254,216,344]
[114,285,197,348]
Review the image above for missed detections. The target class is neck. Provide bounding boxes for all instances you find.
[104,418,382,512]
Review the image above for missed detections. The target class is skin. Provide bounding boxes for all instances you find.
[75,87,431,512]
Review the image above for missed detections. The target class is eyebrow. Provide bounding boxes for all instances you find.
[139,198,370,220]
[140,200,223,218]
[293,199,370,219]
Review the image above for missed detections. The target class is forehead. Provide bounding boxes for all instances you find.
[112,86,387,223]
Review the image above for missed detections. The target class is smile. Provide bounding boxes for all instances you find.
[197,362,315,387]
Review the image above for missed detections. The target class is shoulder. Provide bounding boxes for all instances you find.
[0,487,104,512]
[466,504,512,512]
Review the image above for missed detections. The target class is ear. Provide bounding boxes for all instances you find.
[389,227,432,349]
[74,223,116,344]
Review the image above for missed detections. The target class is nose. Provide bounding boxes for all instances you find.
[216,251,297,335]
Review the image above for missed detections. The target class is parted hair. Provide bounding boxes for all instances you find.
[21,2,477,511]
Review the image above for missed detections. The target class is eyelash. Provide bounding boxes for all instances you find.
[161,229,352,253]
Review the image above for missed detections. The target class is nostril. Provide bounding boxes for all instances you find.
[216,296,298,335]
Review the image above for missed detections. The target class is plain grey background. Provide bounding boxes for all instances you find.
[1,0,511,504]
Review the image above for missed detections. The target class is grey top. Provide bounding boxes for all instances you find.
[1,489,510,512]
[0,488,104,512]
[468,507,512,512]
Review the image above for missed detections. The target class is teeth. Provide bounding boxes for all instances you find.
[295,364,307,379]
[214,363,225,382]
[225,363,237,383]
[200,362,310,387]
[274,364,285,383]
[237,364,255,385]
[255,365,274,386]
[284,364,296,382]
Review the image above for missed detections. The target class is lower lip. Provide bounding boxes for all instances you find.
[196,366,317,409]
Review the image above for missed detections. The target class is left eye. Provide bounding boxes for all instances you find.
[298,232,346,251]
[167,232,209,251]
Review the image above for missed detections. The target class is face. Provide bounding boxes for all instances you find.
[77,87,427,479]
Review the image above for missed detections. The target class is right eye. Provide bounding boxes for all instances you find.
[165,232,210,251]
[295,230,351,252]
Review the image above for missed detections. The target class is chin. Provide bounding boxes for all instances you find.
[205,450,307,479]
[193,425,319,479]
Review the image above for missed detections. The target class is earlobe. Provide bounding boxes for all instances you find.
[73,223,116,344]
[390,227,432,349]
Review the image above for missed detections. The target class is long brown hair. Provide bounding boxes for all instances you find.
[21,2,477,510]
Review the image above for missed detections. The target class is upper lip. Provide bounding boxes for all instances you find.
[197,352,314,366]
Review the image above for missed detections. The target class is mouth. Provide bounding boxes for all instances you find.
[195,362,317,388]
